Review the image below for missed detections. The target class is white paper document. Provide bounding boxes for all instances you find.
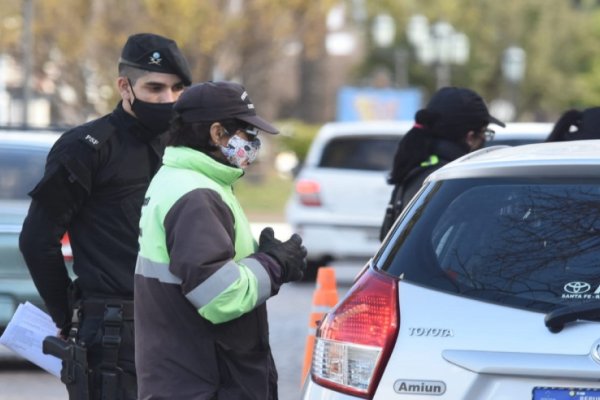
[0,301,61,378]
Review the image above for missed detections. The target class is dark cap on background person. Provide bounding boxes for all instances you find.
[546,107,600,142]
[427,86,505,128]
[173,81,279,134]
[119,33,192,86]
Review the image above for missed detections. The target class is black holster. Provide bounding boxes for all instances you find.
[53,281,91,400]
[98,303,125,400]
[80,300,134,400]
[43,336,90,400]
[55,296,134,400]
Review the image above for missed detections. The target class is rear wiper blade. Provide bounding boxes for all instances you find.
[544,302,600,333]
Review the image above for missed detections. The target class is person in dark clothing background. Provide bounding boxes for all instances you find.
[380,86,505,240]
[19,33,191,400]
[545,107,600,142]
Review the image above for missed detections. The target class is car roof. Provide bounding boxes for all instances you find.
[491,122,552,140]
[310,121,551,144]
[428,140,600,181]
[316,120,414,134]
[0,128,62,149]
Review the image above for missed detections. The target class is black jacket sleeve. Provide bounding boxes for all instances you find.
[19,201,72,329]
[18,134,93,329]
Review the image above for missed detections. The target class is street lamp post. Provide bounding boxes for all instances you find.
[406,15,469,89]
[371,14,408,87]
[22,0,34,127]
[502,46,526,118]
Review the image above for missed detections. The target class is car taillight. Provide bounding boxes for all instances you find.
[296,179,322,206]
[61,233,73,262]
[311,268,398,398]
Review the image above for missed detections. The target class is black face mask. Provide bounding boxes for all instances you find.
[128,81,175,140]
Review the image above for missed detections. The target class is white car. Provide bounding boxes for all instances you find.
[285,121,412,278]
[303,140,600,399]
[286,120,552,278]
[487,122,553,146]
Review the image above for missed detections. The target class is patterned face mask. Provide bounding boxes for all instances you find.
[220,134,261,168]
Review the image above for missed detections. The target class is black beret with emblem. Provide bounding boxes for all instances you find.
[119,33,192,86]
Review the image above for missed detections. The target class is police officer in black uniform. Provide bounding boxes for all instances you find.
[19,33,192,400]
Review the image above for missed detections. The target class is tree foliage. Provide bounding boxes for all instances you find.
[1,0,600,124]
[358,0,600,120]
[0,0,336,124]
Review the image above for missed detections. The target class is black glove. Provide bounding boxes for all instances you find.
[258,227,307,282]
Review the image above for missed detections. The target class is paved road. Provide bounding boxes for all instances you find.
[0,261,364,400]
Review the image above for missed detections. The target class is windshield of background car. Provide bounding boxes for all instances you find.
[318,135,400,171]
[0,146,47,200]
[377,177,600,313]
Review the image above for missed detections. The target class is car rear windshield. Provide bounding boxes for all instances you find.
[377,177,600,313]
[318,135,400,171]
[0,147,47,200]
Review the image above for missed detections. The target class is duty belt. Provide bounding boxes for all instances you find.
[80,300,134,321]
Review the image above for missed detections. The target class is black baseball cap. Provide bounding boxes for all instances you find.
[119,33,192,86]
[426,87,505,127]
[173,81,279,134]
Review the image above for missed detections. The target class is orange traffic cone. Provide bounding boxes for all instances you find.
[301,266,339,386]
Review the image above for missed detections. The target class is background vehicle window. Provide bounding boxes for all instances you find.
[380,179,600,312]
[0,148,46,200]
[318,135,400,171]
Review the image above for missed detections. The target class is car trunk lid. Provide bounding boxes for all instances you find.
[297,168,392,223]
[373,282,600,399]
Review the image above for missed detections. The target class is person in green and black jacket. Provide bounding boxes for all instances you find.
[134,81,307,400]
[380,87,505,241]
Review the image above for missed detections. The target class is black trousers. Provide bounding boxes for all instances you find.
[76,313,137,400]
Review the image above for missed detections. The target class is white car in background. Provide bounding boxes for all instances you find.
[487,122,553,146]
[286,120,552,279]
[285,121,412,278]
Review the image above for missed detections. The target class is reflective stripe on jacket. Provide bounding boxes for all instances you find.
[136,146,270,323]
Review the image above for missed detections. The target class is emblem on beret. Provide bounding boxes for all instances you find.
[149,52,162,66]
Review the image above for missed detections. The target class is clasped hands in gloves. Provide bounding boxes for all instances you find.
[258,227,307,282]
